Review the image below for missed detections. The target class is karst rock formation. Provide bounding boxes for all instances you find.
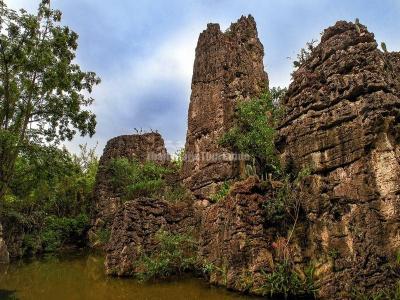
[90,16,400,299]
[89,132,169,245]
[278,20,400,297]
[181,15,268,199]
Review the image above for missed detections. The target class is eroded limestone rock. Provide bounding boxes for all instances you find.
[105,198,197,276]
[198,177,282,293]
[181,15,268,199]
[278,21,400,298]
[90,133,169,245]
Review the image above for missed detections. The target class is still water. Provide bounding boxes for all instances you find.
[0,253,254,300]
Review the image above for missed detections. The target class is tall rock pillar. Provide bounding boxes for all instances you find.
[182,15,268,199]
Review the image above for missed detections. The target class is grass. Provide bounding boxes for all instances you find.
[135,229,197,281]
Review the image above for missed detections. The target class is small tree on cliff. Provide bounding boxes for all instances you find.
[0,0,100,200]
[220,87,286,178]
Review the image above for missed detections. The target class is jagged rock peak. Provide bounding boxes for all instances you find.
[278,20,400,298]
[182,15,268,199]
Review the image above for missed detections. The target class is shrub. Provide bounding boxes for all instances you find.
[352,282,400,300]
[40,214,90,252]
[210,181,231,203]
[293,39,318,68]
[107,157,192,203]
[263,167,311,226]
[107,158,170,200]
[172,148,185,170]
[220,88,286,178]
[258,261,316,299]
[162,185,192,204]
[0,144,98,256]
[97,228,111,245]
[135,229,197,281]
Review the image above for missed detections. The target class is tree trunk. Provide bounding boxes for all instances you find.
[0,134,19,201]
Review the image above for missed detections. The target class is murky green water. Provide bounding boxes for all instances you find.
[0,253,254,300]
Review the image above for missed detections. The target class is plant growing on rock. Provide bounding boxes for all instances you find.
[258,260,317,299]
[107,157,191,203]
[220,88,286,178]
[135,229,197,281]
[263,166,311,228]
[107,157,170,200]
[171,148,185,170]
[293,39,318,68]
[352,282,400,300]
[209,181,231,203]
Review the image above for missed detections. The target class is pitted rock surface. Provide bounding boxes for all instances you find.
[181,15,268,199]
[105,198,197,276]
[90,133,169,244]
[198,177,281,293]
[278,21,400,298]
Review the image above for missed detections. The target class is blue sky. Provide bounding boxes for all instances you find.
[6,0,400,155]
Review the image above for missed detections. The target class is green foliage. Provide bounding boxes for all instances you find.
[210,181,231,203]
[263,176,290,224]
[201,261,216,276]
[172,148,185,170]
[0,144,98,256]
[258,261,316,299]
[328,248,339,260]
[107,157,191,203]
[107,157,170,200]
[263,167,311,226]
[135,229,197,281]
[293,39,317,68]
[0,0,100,199]
[220,89,285,177]
[40,214,89,252]
[96,228,111,245]
[162,184,192,204]
[396,250,400,265]
[381,42,388,53]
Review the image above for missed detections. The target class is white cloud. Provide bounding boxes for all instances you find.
[64,23,202,155]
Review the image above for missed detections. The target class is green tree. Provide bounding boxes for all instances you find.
[220,88,286,177]
[0,0,100,200]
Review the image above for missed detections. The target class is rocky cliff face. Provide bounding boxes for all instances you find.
[198,177,290,293]
[98,17,400,300]
[105,198,197,276]
[278,21,400,297]
[0,224,9,264]
[90,133,169,245]
[182,15,268,199]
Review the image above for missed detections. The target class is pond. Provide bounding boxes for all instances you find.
[0,252,255,300]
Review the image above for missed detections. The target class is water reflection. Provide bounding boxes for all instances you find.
[0,253,254,300]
